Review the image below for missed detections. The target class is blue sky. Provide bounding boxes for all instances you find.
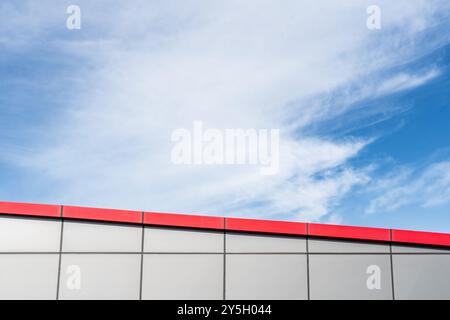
[1,1,450,232]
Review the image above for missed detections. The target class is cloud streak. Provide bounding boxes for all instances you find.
[366,162,450,214]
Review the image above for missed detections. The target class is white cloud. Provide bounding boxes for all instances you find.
[2,0,449,221]
[376,69,441,96]
[366,162,450,214]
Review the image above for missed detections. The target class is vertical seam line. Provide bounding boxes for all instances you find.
[306,224,310,300]
[139,211,145,300]
[389,229,395,300]
[223,218,226,300]
[56,205,64,300]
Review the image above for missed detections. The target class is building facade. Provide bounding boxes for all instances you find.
[0,201,449,300]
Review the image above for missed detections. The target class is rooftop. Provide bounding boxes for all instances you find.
[0,200,449,248]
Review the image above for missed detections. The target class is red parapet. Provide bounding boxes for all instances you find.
[392,229,450,247]
[308,223,391,242]
[226,217,307,236]
[144,211,224,230]
[0,201,61,218]
[63,205,142,224]
[1,200,450,248]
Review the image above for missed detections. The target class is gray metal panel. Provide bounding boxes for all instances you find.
[142,254,223,300]
[226,232,306,253]
[0,254,59,300]
[59,254,141,300]
[392,244,450,253]
[308,238,390,253]
[226,254,308,300]
[393,254,450,300]
[0,216,60,252]
[309,254,393,300]
[144,227,223,253]
[62,221,142,252]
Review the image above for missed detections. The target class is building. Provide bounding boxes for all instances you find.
[0,201,449,300]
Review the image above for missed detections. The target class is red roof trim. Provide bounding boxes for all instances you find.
[63,205,142,224]
[0,201,61,218]
[392,229,450,247]
[0,201,449,247]
[226,217,307,236]
[308,223,391,242]
[144,212,224,230]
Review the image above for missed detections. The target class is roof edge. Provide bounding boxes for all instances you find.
[0,201,449,248]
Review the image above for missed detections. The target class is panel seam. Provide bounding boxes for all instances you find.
[56,205,64,300]
[306,223,310,300]
[223,217,226,300]
[389,229,395,300]
[139,211,145,300]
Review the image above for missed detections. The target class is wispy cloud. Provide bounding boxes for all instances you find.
[366,161,450,214]
[1,0,449,222]
[376,69,441,96]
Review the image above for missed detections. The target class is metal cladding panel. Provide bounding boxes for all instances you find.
[63,205,142,224]
[142,254,223,300]
[0,201,61,218]
[226,217,307,235]
[62,221,142,253]
[392,244,450,253]
[0,216,61,252]
[225,254,308,300]
[59,254,141,300]
[226,232,306,253]
[309,254,393,300]
[392,255,450,300]
[0,254,59,300]
[392,229,450,247]
[144,212,224,230]
[144,226,223,253]
[308,238,390,253]
[308,223,391,242]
